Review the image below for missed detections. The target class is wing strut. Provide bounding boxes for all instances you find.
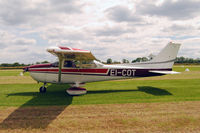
[58,57,63,83]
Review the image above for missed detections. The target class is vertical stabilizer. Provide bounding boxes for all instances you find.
[151,42,181,63]
[110,42,181,69]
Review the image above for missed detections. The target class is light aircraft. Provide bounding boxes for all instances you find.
[24,42,181,95]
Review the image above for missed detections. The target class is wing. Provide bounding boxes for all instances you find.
[149,70,180,75]
[47,46,96,60]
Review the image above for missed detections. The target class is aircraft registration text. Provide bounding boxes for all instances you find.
[109,69,136,77]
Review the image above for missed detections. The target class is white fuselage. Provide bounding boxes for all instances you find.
[24,42,181,87]
[28,63,171,84]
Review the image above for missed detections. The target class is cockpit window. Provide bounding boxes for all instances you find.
[64,61,76,68]
[52,60,96,68]
[52,61,59,67]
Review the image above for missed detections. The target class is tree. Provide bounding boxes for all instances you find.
[41,61,49,64]
[122,59,129,63]
[113,61,121,64]
[106,58,112,64]
[13,62,20,66]
[132,57,142,63]
[132,57,149,63]
[141,57,148,62]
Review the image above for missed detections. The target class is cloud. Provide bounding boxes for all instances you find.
[0,30,38,63]
[95,25,133,36]
[0,31,36,47]
[0,0,199,63]
[105,5,142,23]
[49,0,82,13]
[138,0,200,20]
[0,0,82,26]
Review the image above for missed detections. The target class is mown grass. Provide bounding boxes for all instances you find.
[0,66,199,106]
[173,65,200,72]
[1,65,200,132]
[0,69,29,76]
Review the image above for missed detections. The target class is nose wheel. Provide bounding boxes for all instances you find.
[39,83,47,93]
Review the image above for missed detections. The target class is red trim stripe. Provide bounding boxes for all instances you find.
[71,48,89,52]
[59,46,71,50]
[58,46,89,52]
[29,69,108,73]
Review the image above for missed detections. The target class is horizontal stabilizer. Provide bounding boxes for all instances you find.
[149,70,180,75]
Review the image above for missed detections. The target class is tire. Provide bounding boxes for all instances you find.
[39,86,46,93]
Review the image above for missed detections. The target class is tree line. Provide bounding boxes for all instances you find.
[0,57,199,67]
[106,57,200,64]
[0,61,50,67]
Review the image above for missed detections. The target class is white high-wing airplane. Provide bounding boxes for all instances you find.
[24,42,181,95]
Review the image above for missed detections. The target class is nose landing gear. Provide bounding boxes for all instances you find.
[39,83,47,93]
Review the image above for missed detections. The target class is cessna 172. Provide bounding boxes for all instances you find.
[24,42,181,95]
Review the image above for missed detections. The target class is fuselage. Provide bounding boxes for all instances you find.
[22,42,181,95]
[24,61,171,84]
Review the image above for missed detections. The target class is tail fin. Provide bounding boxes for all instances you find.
[129,42,181,69]
[147,42,181,68]
[151,42,181,63]
[113,42,181,69]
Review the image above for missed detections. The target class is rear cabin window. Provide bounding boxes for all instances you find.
[63,60,96,68]
[81,60,96,68]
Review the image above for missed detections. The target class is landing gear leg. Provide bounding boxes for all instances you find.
[39,83,47,93]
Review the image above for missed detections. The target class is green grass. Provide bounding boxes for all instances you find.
[0,69,29,76]
[0,66,200,106]
[0,77,200,106]
[173,65,200,72]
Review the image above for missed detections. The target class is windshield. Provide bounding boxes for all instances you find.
[52,61,59,67]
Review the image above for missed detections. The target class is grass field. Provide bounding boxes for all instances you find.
[0,66,200,106]
[0,65,200,132]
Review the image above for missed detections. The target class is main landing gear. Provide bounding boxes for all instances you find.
[38,82,87,96]
[39,83,47,93]
[66,83,87,96]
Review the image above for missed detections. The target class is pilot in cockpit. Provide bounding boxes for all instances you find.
[64,60,76,68]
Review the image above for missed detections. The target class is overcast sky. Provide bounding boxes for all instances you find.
[0,0,200,63]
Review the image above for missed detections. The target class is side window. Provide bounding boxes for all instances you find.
[64,60,78,68]
[63,60,96,68]
[52,61,59,67]
[82,60,96,68]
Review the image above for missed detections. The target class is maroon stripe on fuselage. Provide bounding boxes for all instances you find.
[107,68,172,77]
[135,68,172,77]
[28,64,52,68]
[28,68,172,77]
[29,68,108,73]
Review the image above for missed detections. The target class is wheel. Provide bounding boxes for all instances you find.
[66,87,87,96]
[39,86,46,93]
